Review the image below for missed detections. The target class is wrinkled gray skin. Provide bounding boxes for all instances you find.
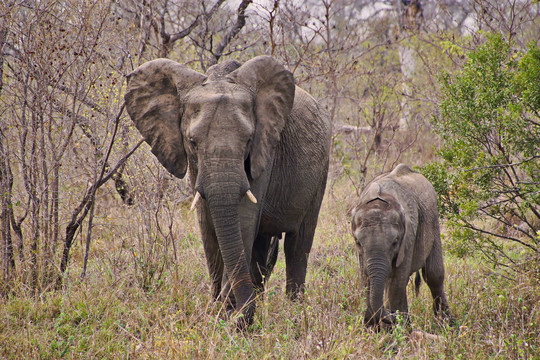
[125,56,331,329]
[350,164,452,327]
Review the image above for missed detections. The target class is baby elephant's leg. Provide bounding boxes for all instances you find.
[423,242,453,323]
[387,277,410,324]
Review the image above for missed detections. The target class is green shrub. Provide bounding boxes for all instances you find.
[422,34,540,268]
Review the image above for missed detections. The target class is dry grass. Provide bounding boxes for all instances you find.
[0,176,538,360]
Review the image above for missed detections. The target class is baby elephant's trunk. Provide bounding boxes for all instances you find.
[365,260,391,326]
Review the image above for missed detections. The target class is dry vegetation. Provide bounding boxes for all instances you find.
[0,0,538,359]
[0,188,538,358]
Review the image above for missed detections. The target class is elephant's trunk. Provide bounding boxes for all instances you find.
[365,258,390,326]
[202,159,255,329]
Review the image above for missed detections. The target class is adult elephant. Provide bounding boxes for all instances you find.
[124,56,332,328]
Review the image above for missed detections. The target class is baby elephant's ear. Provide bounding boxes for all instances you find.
[125,59,206,178]
[396,200,417,268]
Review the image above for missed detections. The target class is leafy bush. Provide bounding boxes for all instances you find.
[422,34,540,268]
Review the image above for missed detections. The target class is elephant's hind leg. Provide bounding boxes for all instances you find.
[284,180,326,299]
[414,271,422,296]
[423,244,453,323]
[284,199,323,299]
[284,223,314,299]
[266,235,280,281]
[425,275,452,323]
[251,234,280,292]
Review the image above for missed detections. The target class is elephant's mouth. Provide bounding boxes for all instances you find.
[189,157,258,211]
[190,189,257,211]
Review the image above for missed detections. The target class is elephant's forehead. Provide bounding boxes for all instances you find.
[184,84,254,137]
[187,82,252,105]
[354,207,402,227]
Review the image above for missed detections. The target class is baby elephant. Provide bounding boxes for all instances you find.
[350,164,452,327]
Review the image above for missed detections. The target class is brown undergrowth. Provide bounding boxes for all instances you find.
[0,174,538,359]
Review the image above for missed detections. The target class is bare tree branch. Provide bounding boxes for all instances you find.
[210,0,252,65]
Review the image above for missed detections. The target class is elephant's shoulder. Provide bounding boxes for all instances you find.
[293,87,320,116]
[290,86,332,134]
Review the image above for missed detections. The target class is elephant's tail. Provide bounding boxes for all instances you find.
[414,271,422,296]
[265,236,280,277]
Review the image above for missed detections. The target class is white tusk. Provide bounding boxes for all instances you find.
[190,192,201,211]
[246,190,257,204]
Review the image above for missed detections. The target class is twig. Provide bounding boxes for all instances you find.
[80,103,125,279]
[210,0,252,65]
[463,156,540,172]
[463,222,538,253]
[58,103,132,285]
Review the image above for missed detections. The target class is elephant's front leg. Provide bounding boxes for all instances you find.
[386,276,410,325]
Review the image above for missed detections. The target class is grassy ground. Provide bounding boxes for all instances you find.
[0,178,538,359]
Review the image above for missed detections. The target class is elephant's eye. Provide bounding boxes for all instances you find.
[189,137,197,149]
[354,233,363,247]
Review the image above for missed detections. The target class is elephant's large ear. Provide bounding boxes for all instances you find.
[396,198,418,268]
[125,59,206,178]
[228,56,295,179]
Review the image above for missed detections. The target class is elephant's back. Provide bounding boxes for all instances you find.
[381,165,440,265]
[280,86,332,183]
[259,86,332,235]
[289,86,332,150]
[376,164,435,203]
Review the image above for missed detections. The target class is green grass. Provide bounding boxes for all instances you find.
[0,183,538,359]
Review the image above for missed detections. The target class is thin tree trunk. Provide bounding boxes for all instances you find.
[0,137,15,283]
[395,0,424,131]
[398,45,414,131]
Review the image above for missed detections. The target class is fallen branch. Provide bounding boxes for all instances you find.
[333,124,372,135]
